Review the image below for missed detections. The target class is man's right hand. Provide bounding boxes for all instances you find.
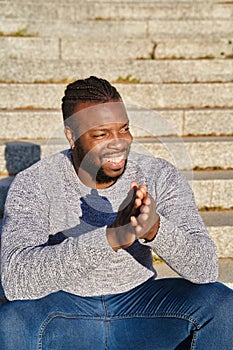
[106,181,160,251]
[106,182,140,251]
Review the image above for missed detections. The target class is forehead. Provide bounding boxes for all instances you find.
[67,102,129,137]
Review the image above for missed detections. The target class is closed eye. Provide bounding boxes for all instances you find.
[92,133,107,139]
[120,125,130,133]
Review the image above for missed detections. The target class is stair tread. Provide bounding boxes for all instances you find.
[1,1,233,21]
[200,211,233,227]
[1,83,233,110]
[1,58,233,84]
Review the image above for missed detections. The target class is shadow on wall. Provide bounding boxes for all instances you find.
[0,141,41,302]
[0,141,41,217]
[4,141,41,176]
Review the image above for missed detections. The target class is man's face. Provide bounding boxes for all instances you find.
[68,101,133,185]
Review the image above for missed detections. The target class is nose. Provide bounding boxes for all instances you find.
[107,136,127,150]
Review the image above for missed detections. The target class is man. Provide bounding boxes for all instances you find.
[0,76,232,349]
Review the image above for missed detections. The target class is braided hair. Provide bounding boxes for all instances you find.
[62,76,122,122]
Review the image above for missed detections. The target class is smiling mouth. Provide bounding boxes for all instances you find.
[102,154,126,168]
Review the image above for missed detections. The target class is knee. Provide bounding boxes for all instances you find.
[201,282,233,318]
[0,301,25,331]
[0,300,38,349]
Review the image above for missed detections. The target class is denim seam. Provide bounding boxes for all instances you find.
[38,312,105,350]
[190,330,198,350]
[110,312,201,329]
[101,296,110,350]
[112,312,200,349]
[101,295,109,318]
[37,312,200,350]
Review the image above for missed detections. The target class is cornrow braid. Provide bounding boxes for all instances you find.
[62,76,122,121]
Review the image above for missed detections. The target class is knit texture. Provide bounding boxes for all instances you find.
[1,150,218,300]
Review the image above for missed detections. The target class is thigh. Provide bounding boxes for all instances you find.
[106,278,229,318]
[105,278,233,350]
[0,291,105,350]
[40,316,106,350]
[108,317,193,350]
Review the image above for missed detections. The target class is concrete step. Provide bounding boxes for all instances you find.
[200,210,233,227]
[135,136,233,170]
[0,0,228,3]
[0,110,64,140]
[4,37,232,61]
[0,135,232,171]
[1,83,233,110]
[1,1,233,21]
[0,37,60,60]
[118,83,233,110]
[1,33,233,61]
[191,171,233,209]
[0,18,232,40]
[0,108,233,140]
[130,108,233,137]
[155,258,233,289]
[200,212,233,258]
[153,38,233,60]
[1,56,233,82]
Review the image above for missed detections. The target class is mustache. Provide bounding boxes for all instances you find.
[101,149,128,158]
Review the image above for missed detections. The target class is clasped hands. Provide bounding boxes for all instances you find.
[106,182,160,251]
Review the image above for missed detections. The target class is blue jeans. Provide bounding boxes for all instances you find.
[0,278,233,350]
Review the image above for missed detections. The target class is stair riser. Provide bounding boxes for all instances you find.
[1,83,233,109]
[209,227,233,258]
[0,139,232,175]
[1,58,233,84]
[136,140,233,169]
[1,37,233,61]
[1,109,233,139]
[1,2,233,21]
[1,19,232,39]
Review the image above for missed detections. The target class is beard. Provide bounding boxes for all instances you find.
[91,159,128,184]
[72,139,129,185]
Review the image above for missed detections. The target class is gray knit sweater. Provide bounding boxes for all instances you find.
[1,150,218,300]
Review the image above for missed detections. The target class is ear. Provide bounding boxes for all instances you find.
[64,126,75,149]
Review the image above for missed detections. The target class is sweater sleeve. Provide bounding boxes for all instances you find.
[0,170,113,300]
[146,160,218,284]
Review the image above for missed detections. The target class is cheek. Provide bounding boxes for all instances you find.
[123,135,133,147]
[128,134,133,143]
[86,143,104,160]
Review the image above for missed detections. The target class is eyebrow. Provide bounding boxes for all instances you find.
[90,122,129,132]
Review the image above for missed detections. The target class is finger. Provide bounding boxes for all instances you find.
[139,191,150,203]
[138,185,147,196]
[140,204,150,214]
[141,213,149,221]
[137,213,149,226]
[135,197,142,208]
[136,185,147,200]
[130,216,138,227]
[135,225,143,235]
[130,181,138,190]
[135,189,144,200]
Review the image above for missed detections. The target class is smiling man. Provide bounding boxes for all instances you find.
[65,101,133,188]
[0,76,233,350]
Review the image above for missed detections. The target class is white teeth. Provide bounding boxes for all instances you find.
[104,155,124,163]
